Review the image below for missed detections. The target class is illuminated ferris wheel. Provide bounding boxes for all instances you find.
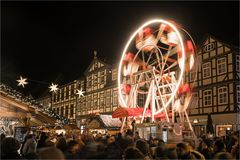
[118,19,198,134]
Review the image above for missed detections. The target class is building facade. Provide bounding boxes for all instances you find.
[51,36,239,136]
[51,52,119,129]
[186,35,239,137]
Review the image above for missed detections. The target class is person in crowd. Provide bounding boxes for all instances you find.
[184,139,205,160]
[176,142,197,159]
[154,143,168,159]
[123,146,145,160]
[213,139,226,156]
[135,139,152,160]
[105,136,122,159]
[36,132,48,150]
[38,146,65,160]
[64,140,80,159]
[1,137,22,159]
[165,147,178,159]
[213,151,233,160]
[198,138,214,159]
[56,137,67,153]
[22,134,37,159]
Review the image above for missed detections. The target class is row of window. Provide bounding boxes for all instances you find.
[53,104,75,118]
[203,87,228,106]
[53,84,75,102]
[78,88,118,109]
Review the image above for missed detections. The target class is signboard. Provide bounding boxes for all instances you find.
[14,127,28,143]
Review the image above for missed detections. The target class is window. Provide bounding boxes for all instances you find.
[87,75,92,89]
[61,89,64,100]
[70,104,74,117]
[100,92,105,108]
[106,90,111,106]
[218,87,228,104]
[57,92,60,101]
[113,89,118,106]
[61,106,64,116]
[66,87,69,100]
[203,90,212,106]
[112,69,117,81]
[65,105,69,118]
[202,62,211,78]
[93,73,98,90]
[190,71,196,82]
[87,95,92,108]
[57,108,59,115]
[217,58,226,75]
[99,71,105,84]
[93,93,98,107]
[71,85,74,97]
[237,55,240,72]
[204,43,215,52]
[190,93,198,109]
[237,85,240,103]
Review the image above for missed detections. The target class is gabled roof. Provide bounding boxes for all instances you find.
[197,34,238,52]
[84,51,111,75]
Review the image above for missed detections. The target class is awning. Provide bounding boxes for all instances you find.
[112,107,172,119]
[112,107,151,118]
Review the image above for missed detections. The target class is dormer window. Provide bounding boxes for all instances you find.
[204,43,215,52]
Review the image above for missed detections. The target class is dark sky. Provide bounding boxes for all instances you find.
[1,1,239,98]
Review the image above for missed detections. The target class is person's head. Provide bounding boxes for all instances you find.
[67,140,80,154]
[135,139,149,156]
[123,146,145,159]
[107,135,115,144]
[38,147,65,160]
[1,137,21,154]
[183,139,196,150]
[155,143,167,159]
[214,139,225,152]
[176,142,190,158]
[166,148,178,159]
[56,137,67,152]
[213,152,232,160]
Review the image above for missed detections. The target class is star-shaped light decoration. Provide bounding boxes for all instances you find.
[16,76,28,88]
[76,88,85,98]
[49,83,59,93]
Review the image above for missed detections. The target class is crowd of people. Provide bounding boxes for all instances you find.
[0,129,239,160]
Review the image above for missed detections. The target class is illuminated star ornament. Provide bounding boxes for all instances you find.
[16,76,28,88]
[49,83,59,93]
[76,88,85,98]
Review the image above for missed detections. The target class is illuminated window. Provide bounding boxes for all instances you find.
[218,87,228,104]
[106,90,111,106]
[202,62,211,78]
[237,85,240,103]
[93,93,98,107]
[87,75,92,91]
[99,71,105,84]
[100,91,105,108]
[237,55,240,72]
[203,90,212,106]
[217,58,226,75]
[113,88,118,106]
[112,69,118,81]
[204,43,215,52]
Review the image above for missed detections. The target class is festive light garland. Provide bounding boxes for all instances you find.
[0,83,69,124]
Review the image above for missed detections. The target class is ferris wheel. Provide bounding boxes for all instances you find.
[118,19,198,134]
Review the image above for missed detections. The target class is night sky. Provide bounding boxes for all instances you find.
[1,1,239,98]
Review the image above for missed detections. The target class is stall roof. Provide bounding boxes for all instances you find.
[86,115,121,129]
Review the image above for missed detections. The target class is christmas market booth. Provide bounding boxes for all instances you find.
[85,114,122,135]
